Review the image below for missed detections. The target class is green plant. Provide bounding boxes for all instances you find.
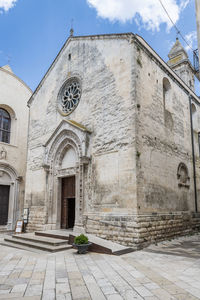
[74,234,89,245]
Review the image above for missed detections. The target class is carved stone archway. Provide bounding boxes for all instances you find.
[43,120,91,231]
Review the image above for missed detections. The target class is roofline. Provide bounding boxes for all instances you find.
[0,67,32,94]
[28,32,200,107]
[135,34,200,105]
[27,32,134,107]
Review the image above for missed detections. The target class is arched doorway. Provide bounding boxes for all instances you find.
[61,175,76,229]
[0,184,10,225]
[60,146,77,229]
[43,121,91,232]
[0,163,19,230]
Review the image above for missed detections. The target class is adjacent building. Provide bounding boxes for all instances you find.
[0,65,32,232]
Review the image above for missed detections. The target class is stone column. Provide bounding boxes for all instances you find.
[73,157,90,233]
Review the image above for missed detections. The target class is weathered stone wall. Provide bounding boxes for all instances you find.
[86,212,200,248]
[25,34,138,228]
[134,39,200,215]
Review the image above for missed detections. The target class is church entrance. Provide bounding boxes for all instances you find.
[61,176,75,229]
[0,185,10,226]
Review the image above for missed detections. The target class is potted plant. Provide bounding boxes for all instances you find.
[73,234,92,254]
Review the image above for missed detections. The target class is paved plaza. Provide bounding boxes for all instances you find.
[0,234,200,300]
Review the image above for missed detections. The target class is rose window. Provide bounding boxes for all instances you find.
[60,79,81,114]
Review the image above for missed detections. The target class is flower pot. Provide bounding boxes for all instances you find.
[73,242,92,254]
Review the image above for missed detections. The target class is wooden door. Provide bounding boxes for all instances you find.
[61,176,75,229]
[0,185,10,225]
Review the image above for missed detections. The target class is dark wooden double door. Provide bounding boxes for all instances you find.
[61,176,75,229]
[0,185,10,226]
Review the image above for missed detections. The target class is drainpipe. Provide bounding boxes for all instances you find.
[189,94,198,213]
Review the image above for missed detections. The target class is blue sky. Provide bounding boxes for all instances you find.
[0,0,198,93]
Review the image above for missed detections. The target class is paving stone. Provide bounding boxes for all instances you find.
[56,283,70,294]
[42,289,55,300]
[56,278,69,283]
[84,282,106,300]
[163,284,187,295]
[20,271,32,279]
[124,289,143,299]
[25,284,43,297]
[0,289,11,295]
[0,276,7,284]
[134,286,154,297]
[144,297,159,300]
[107,295,123,300]
[144,282,160,290]
[152,288,176,299]
[174,294,199,300]
[0,293,25,299]
[70,285,91,299]
[56,295,66,300]
[11,283,27,293]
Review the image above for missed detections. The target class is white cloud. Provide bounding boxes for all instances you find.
[184,31,197,52]
[87,0,190,31]
[180,0,190,10]
[0,0,17,13]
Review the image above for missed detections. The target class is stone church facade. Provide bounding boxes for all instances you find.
[24,33,200,248]
[0,65,32,232]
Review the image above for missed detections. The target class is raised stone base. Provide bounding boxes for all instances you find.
[85,212,200,249]
[26,206,46,232]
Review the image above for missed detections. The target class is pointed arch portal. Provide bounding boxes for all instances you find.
[43,120,91,231]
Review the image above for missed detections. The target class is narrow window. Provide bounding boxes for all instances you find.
[191,103,197,131]
[68,53,71,61]
[163,77,171,110]
[0,108,11,143]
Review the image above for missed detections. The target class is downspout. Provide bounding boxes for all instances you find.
[189,94,198,213]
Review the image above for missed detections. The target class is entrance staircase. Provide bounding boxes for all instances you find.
[2,231,72,253]
[1,229,134,255]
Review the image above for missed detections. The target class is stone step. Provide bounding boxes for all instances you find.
[11,233,69,246]
[35,230,70,240]
[3,235,72,252]
[36,230,135,255]
[0,241,45,254]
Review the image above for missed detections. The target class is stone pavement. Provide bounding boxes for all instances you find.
[0,234,200,300]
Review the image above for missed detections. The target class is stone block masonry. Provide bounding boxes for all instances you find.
[85,212,200,249]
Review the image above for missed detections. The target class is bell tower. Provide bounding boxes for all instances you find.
[168,38,195,91]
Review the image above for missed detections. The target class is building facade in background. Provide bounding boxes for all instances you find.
[24,33,200,248]
[0,65,32,232]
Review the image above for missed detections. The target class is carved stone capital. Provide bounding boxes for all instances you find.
[17,176,23,182]
[80,156,90,165]
[42,164,50,172]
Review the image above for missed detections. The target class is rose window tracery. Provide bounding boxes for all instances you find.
[58,78,81,115]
